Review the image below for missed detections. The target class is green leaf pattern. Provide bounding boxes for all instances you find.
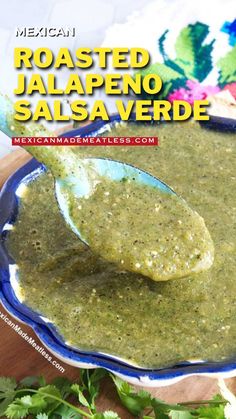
[138,21,236,99]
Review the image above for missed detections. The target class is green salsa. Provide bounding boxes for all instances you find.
[66,179,214,281]
[14,122,214,281]
[7,121,236,368]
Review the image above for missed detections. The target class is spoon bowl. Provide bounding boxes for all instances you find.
[55,156,175,242]
[0,94,214,281]
[0,93,175,242]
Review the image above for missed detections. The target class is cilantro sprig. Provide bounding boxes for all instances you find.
[0,369,230,418]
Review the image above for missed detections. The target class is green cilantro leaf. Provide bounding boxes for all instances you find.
[212,394,226,403]
[150,398,172,418]
[87,369,108,384]
[79,368,107,392]
[38,384,61,400]
[37,384,63,414]
[78,369,107,412]
[19,375,46,388]
[19,376,41,388]
[27,393,48,413]
[6,393,48,418]
[0,371,230,419]
[36,414,49,419]
[195,404,225,418]
[52,377,73,398]
[0,377,17,397]
[71,383,90,408]
[5,397,31,418]
[0,398,16,417]
[169,411,195,418]
[0,377,17,416]
[151,398,192,413]
[52,404,83,419]
[93,412,121,419]
[110,375,131,394]
[151,414,169,419]
[102,411,121,418]
[111,375,151,416]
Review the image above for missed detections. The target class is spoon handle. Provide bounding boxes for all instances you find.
[0,94,81,179]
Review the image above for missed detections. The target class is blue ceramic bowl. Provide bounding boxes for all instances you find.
[0,116,236,386]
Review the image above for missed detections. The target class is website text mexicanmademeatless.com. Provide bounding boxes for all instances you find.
[0,310,65,373]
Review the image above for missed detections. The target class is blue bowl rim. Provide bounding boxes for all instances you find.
[0,115,236,382]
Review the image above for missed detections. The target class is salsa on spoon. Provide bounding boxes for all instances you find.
[0,95,214,281]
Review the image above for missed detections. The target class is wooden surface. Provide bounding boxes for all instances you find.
[0,149,235,417]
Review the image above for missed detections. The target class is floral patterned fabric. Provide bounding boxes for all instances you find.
[138,20,236,102]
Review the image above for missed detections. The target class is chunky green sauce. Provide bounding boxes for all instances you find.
[7,121,236,368]
[12,120,214,281]
[67,179,214,281]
